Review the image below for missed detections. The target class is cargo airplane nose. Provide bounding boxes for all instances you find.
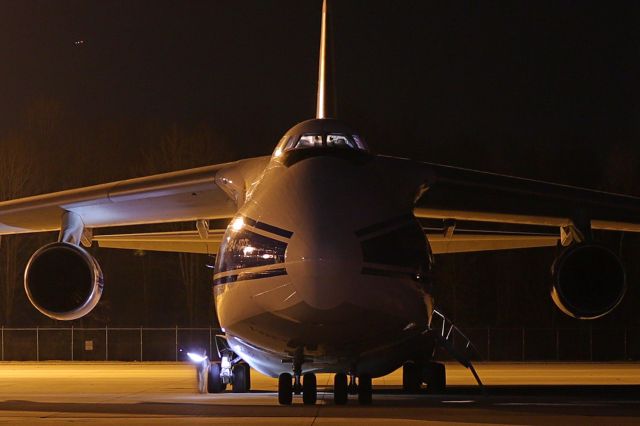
[285,220,361,310]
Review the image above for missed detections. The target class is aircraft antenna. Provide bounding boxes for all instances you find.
[316,0,328,119]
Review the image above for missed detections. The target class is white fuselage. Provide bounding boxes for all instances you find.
[214,150,433,377]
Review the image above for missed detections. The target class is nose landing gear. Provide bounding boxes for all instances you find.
[347,374,358,395]
[333,372,372,405]
[277,372,319,405]
[278,348,318,405]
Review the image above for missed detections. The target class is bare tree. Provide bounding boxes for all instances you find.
[137,123,233,326]
[0,137,37,324]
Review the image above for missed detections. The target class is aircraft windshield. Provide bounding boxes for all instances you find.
[278,133,367,154]
[296,135,323,148]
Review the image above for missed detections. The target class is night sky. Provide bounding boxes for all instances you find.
[1,1,640,330]
[2,1,639,179]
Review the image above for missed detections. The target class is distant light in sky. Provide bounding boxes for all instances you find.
[74,40,86,47]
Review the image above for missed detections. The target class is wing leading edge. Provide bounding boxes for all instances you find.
[0,156,269,235]
[414,160,640,232]
[370,156,640,254]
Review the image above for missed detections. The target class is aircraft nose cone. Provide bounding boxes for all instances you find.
[285,222,362,310]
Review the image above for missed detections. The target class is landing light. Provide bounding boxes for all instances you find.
[187,352,208,363]
[274,148,283,158]
[231,217,244,232]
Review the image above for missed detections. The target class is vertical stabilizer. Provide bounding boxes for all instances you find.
[316,0,328,119]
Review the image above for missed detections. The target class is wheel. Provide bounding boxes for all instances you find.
[302,373,317,405]
[357,374,372,405]
[402,362,421,393]
[232,363,250,393]
[333,373,348,405]
[423,362,446,394]
[278,373,293,405]
[207,362,227,393]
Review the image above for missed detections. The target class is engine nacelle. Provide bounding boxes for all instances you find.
[24,242,104,321]
[551,243,626,320]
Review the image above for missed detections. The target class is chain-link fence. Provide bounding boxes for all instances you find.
[1,326,639,362]
[0,327,218,362]
[449,327,640,361]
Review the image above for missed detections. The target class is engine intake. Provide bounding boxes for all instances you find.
[551,243,626,320]
[24,242,104,321]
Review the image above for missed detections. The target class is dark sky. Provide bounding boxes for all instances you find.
[1,0,639,183]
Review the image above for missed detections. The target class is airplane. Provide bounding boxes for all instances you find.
[1,0,639,406]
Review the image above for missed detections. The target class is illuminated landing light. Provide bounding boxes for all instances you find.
[187,352,208,363]
[243,246,255,255]
[231,217,244,232]
[274,148,283,158]
[261,253,274,259]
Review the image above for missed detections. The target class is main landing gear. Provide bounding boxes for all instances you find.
[332,373,372,405]
[278,349,318,405]
[204,353,251,394]
[277,372,318,405]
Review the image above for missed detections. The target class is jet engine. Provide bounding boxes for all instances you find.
[24,242,104,321]
[551,243,626,320]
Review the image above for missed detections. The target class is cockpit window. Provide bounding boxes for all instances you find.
[273,132,369,158]
[326,134,355,148]
[295,134,323,149]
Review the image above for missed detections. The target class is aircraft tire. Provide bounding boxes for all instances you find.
[357,374,372,405]
[278,373,293,405]
[402,362,421,393]
[333,373,348,405]
[423,362,446,393]
[207,362,226,393]
[232,363,250,393]
[302,373,317,405]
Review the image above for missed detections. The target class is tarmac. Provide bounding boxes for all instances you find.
[0,362,638,425]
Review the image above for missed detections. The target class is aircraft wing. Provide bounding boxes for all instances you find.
[385,157,640,253]
[0,156,269,235]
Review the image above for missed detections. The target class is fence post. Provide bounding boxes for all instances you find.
[105,326,109,361]
[140,327,143,361]
[71,326,74,361]
[175,326,178,362]
[36,327,39,361]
